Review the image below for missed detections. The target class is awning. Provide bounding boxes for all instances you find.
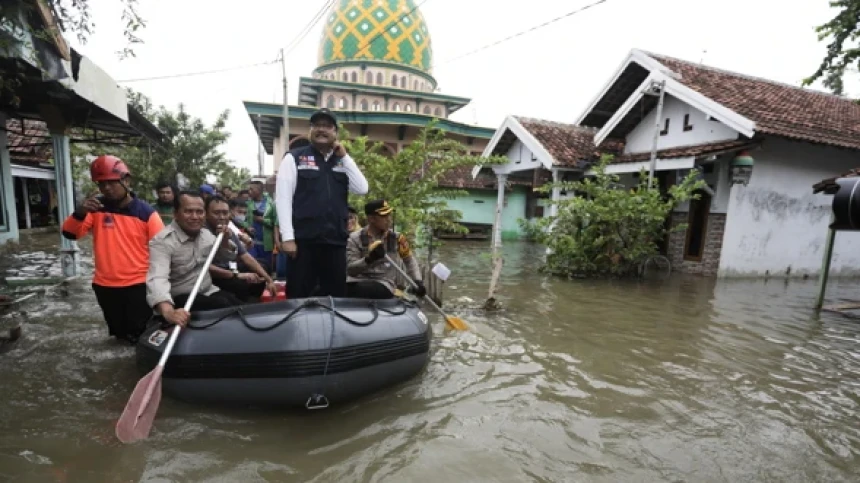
[12,164,55,180]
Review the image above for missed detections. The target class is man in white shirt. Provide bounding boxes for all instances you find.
[275,109,369,298]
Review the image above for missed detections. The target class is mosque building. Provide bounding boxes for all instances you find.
[244,0,495,171]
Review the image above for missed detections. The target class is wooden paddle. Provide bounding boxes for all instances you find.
[385,254,468,331]
[115,230,226,444]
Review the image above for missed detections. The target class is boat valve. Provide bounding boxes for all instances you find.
[306,394,330,410]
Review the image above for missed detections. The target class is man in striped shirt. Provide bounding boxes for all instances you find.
[62,155,165,344]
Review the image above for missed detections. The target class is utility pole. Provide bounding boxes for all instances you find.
[280,48,290,174]
[647,79,666,189]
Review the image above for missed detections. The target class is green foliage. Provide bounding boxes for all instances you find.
[803,0,860,96]
[340,119,507,244]
[72,89,242,202]
[529,155,705,278]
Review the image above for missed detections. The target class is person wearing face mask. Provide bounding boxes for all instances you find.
[146,191,242,327]
[61,155,165,344]
[275,108,369,298]
[229,199,253,250]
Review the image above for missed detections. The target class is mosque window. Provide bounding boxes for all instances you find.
[434,107,442,116]
[360,99,369,111]
[326,95,336,108]
[350,72,357,82]
[376,72,383,84]
[372,101,381,111]
[393,103,401,112]
[366,71,373,84]
[413,80,418,90]
[338,97,348,109]
[405,104,413,112]
[423,105,431,114]
[342,72,348,81]
[392,74,398,86]
[400,77,407,88]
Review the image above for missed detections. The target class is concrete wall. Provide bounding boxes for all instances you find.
[315,66,436,92]
[0,113,21,245]
[444,186,530,239]
[318,88,446,116]
[624,95,739,154]
[719,137,860,278]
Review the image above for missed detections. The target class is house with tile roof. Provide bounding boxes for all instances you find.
[476,48,860,277]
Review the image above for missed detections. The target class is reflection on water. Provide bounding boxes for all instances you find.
[1,239,860,482]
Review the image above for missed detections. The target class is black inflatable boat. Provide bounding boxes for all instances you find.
[136,297,432,408]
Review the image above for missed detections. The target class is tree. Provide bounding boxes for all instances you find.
[341,120,507,243]
[72,90,242,201]
[803,0,860,95]
[525,155,705,278]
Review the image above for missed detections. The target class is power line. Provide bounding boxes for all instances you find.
[117,58,279,83]
[438,0,609,66]
[284,0,337,58]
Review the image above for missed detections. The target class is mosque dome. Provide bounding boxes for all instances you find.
[316,0,434,83]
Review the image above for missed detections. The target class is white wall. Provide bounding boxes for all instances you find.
[494,139,544,175]
[624,95,739,154]
[719,137,860,278]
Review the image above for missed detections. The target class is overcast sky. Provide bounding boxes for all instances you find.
[69,0,855,180]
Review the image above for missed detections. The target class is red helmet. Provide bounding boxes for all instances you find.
[90,155,130,182]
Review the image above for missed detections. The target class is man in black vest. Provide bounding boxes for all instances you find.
[275,108,369,298]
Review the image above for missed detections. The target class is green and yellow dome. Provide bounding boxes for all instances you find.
[317,0,434,75]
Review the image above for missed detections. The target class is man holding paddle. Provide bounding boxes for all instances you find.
[62,155,164,344]
[346,200,426,300]
[146,191,242,326]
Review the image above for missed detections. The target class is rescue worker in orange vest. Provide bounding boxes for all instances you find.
[62,155,165,343]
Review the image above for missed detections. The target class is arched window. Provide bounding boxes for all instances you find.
[413,80,418,90]
[350,72,357,82]
[434,107,442,116]
[372,101,381,111]
[338,97,348,109]
[366,71,373,84]
[376,72,383,84]
[360,99,369,111]
[405,104,413,112]
[423,105,431,114]
[342,72,348,81]
[393,103,401,112]
[392,74,398,86]
[400,77,407,88]
[326,95,336,108]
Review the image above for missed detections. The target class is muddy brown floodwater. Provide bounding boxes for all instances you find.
[1,236,860,482]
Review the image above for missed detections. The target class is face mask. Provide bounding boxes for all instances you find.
[234,215,245,224]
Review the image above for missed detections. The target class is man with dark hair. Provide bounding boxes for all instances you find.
[221,186,235,200]
[153,181,175,225]
[276,108,368,298]
[348,206,361,233]
[245,180,276,272]
[204,196,276,301]
[237,190,250,203]
[147,191,242,326]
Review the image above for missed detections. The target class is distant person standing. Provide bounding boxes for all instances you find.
[62,155,164,343]
[152,181,175,225]
[276,108,368,297]
[245,180,276,272]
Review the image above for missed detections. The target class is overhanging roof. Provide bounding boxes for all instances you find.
[243,101,495,155]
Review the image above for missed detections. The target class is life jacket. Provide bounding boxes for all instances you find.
[290,145,349,245]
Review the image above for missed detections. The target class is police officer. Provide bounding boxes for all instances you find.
[275,108,369,298]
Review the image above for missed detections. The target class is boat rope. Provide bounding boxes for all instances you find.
[305,296,338,410]
[184,298,413,332]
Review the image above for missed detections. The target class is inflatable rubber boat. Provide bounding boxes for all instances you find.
[136,297,432,408]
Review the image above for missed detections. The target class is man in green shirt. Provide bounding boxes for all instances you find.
[152,181,175,225]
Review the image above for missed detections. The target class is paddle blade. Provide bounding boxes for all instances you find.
[445,315,469,331]
[115,366,164,444]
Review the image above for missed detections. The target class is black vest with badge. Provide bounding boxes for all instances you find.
[291,145,350,245]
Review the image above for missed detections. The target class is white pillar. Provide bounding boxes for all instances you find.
[52,133,79,277]
[0,112,19,242]
[549,169,561,218]
[493,173,507,250]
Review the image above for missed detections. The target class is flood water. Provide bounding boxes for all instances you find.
[2,235,860,482]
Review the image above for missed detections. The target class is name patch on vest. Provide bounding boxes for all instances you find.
[297,155,319,170]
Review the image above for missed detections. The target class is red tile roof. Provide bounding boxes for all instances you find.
[5,118,52,164]
[615,139,760,164]
[514,117,622,167]
[648,52,860,151]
